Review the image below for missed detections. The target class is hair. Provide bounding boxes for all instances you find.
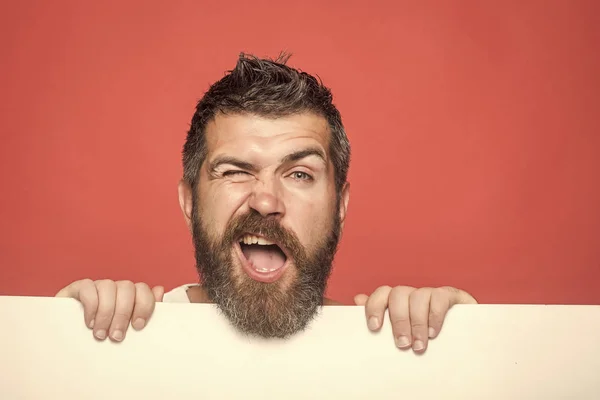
[182,52,351,194]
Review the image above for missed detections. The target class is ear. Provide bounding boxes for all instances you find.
[338,181,350,229]
[178,179,194,232]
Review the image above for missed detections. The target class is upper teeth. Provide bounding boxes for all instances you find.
[240,234,274,245]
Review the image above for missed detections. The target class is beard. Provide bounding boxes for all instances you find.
[191,197,342,339]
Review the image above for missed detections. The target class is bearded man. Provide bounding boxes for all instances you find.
[57,53,477,353]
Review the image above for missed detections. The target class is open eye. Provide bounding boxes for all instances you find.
[289,171,313,181]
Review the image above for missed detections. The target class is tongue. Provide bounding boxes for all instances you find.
[242,244,286,271]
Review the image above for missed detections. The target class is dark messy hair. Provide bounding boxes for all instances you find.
[182,52,351,194]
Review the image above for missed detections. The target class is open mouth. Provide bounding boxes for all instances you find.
[235,233,289,283]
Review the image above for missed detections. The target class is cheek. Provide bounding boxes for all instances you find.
[198,182,251,236]
[286,193,337,247]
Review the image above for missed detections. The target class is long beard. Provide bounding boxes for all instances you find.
[191,198,342,339]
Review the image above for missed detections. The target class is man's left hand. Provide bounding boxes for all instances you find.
[354,286,477,353]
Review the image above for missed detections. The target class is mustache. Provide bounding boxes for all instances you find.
[222,210,305,257]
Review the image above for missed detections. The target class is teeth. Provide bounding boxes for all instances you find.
[247,259,279,273]
[256,267,278,273]
[256,237,273,245]
[240,234,274,245]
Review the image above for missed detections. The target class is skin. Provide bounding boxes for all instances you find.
[186,112,347,294]
[56,112,477,352]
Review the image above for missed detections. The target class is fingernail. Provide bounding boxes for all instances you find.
[367,316,379,330]
[428,327,436,338]
[95,329,106,340]
[132,318,146,330]
[89,319,94,329]
[396,336,410,348]
[413,340,425,351]
[111,330,123,341]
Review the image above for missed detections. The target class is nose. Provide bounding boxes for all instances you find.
[248,179,286,218]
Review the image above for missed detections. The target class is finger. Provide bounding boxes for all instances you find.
[93,280,117,340]
[56,279,99,329]
[131,282,157,331]
[388,286,415,349]
[454,287,478,305]
[408,288,433,353]
[428,287,478,338]
[152,285,165,302]
[428,288,452,339]
[363,286,393,331]
[108,280,136,342]
[353,293,368,306]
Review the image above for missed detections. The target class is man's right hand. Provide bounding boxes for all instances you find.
[55,279,164,342]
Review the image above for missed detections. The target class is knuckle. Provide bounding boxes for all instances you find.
[135,297,155,312]
[414,287,432,294]
[408,291,421,301]
[79,288,98,303]
[389,286,413,300]
[116,280,135,289]
[391,316,410,325]
[112,311,133,322]
[365,294,384,306]
[95,279,115,287]
[390,286,415,298]
[134,282,151,291]
[134,291,155,309]
[93,312,113,327]
[369,286,393,301]
[79,278,94,287]
[410,321,428,329]
[410,324,429,338]
[440,286,459,294]
[432,291,452,305]
[409,287,431,300]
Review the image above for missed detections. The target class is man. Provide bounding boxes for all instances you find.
[57,53,477,353]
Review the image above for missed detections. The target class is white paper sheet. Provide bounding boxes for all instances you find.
[1,295,599,399]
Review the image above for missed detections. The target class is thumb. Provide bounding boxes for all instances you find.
[353,293,368,306]
[152,285,165,302]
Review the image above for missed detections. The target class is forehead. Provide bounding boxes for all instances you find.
[204,112,331,160]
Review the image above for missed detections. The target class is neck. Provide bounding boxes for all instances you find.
[186,285,344,305]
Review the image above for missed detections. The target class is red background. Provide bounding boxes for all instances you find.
[1,1,599,304]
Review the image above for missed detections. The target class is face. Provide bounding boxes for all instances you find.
[178,112,350,338]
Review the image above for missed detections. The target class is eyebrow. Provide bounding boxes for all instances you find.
[208,147,327,173]
[280,147,327,164]
[208,156,257,173]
